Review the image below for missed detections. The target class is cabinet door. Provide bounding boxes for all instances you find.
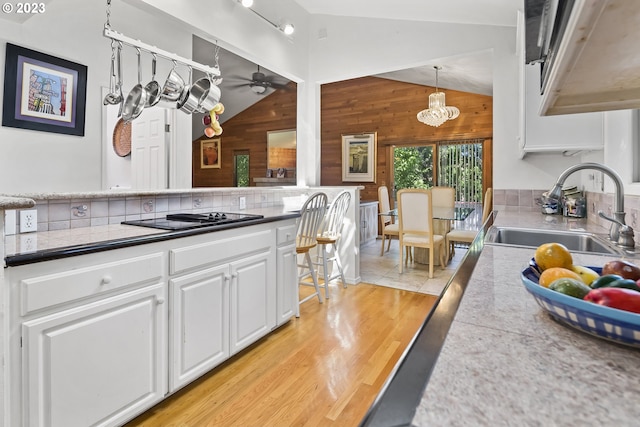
[22,284,167,427]
[169,264,229,392]
[276,243,297,326]
[230,251,276,354]
[523,62,603,152]
[360,203,378,246]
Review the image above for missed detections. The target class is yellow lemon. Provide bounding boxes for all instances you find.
[571,265,600,286]
[539,267,583,288]
[534,242,573,271]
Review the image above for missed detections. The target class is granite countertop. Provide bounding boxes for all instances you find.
[4,207,298,266]
[0,196,36,210]
[412,208,640,425]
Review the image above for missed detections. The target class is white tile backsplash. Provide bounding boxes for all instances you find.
[15,188,337,232]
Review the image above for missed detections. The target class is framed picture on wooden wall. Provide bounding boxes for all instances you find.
[201,138,220,169]
[342,132,377,182]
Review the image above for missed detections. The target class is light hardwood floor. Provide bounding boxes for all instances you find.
[125,281,436,426]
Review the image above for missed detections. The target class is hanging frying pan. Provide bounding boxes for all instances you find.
[112,118,132,157]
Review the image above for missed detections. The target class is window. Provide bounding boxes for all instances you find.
[234,151,249,187]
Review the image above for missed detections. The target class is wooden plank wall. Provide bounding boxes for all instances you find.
[268,148,296,169]
[192,82,297,187]
[192,76,493,196]
[320,76,493,203]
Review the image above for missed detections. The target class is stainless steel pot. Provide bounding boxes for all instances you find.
[197,80,221,112]
[177,67,200,114]
[122,48,148,122]
[159,61,185,107]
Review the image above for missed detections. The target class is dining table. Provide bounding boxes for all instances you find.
[379,205,475,222]
[379,204,475,266]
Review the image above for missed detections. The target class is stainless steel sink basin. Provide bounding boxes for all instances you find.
[484,226,621,255]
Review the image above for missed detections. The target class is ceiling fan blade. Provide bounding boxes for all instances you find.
[225,75,253,82]
[227,83,251,89]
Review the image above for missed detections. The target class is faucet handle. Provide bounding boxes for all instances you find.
[598,210,624,226]
[598,210,635,249]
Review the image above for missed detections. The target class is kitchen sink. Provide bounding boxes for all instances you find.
[484,226,621,255]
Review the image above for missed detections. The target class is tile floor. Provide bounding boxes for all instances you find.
[359,238,466,296]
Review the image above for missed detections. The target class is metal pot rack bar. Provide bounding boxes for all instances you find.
[103,26,221,77]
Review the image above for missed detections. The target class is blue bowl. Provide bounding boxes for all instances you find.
[521,266,640,348]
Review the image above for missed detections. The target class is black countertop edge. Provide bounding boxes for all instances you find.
[5,213,300,267]
[359,212,495,427]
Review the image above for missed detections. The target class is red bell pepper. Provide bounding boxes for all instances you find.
[584,288,640,314]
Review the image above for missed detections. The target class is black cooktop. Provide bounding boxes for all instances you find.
[122,212,264,231]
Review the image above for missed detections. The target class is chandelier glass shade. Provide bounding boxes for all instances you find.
[417,66,460,127]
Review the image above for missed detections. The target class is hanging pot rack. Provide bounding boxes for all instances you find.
[103,25,220,77]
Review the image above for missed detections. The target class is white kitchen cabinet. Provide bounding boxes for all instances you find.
[168,223,279,391]
[276,222,297,325]
[22,284,166,427]
[9,250,167,427]
[169,264,229,391]
[359,201,378,246]
[538,0,640,115]
[229,251,273,354]
[4,218,296,426]
[522,62,604,154]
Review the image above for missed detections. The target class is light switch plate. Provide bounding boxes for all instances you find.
[4,210,16,235]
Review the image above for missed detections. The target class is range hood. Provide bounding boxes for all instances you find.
[525,0,640,116]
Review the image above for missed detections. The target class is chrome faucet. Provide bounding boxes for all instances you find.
[548,162,635,249]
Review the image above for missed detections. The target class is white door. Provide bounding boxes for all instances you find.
[131,107,167,189]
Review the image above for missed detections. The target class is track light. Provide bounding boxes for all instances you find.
[236,0,294,36]
[281,23,294,35]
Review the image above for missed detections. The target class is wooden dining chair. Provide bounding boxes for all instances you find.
[378,185,399,255]
[296,192,329,316]
[315,190,351,297]
[397,188,446,278]
[446,188,493,257]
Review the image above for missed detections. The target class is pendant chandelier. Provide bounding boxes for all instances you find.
[417,66,460,127]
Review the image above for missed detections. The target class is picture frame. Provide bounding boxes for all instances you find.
[2,43,87,136]
[341,132,377,182]
[201,138,221,169]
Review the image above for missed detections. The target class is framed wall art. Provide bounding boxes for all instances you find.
[2,43,87,136]
[201,138,221,169]
[341,132,377,182]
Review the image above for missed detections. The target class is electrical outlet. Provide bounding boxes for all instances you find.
[20,209,38,233]
[239,196,246,210]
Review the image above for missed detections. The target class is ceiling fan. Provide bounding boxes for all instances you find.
[228,65,290,94]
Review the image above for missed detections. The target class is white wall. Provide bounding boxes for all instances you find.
[0,0,194,193]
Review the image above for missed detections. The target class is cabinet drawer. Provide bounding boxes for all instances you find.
[20,253,164,316]
[171,229,272,275]
[276,224,296,245]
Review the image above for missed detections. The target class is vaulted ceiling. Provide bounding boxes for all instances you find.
[204,0,522,123]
